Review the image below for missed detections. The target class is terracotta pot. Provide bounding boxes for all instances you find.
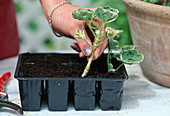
[122,0,170,87]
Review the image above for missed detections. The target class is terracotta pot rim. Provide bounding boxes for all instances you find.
[122,0,170,19]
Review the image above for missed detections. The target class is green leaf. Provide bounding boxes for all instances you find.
[72,8,94,21]
[95,30,100,36]
[105,27,123,38]
[75,30,86,40]
[92,0,133,46]
[149,0,159,3]
[117,49,144,65]
[167,2,170,7]
[121,45,137,51]
[108,63,116,72]
[89,20,99,29]
[109,39,120,50]
[94,6,119,23]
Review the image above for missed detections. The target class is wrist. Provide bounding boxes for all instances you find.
[51,3,75,28]
[40,0,67,20]
[49,1,72,37]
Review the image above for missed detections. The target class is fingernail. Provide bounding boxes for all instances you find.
[84,46,91,56]
[71,44,76,50]
[80,53,84,58]
[95,53,100,60]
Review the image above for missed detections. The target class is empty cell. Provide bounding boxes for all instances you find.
[74,80,96,110]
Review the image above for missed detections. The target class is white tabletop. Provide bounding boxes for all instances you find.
[0,56,170,116]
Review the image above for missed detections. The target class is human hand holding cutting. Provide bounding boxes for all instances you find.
[40,0,108,60]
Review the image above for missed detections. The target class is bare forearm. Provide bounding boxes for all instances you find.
[39,0,66,20]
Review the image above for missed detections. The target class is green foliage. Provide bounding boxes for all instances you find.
[94,6,119,23]
[117,49,144,65]
[72,8,94,21]
[121,45,137,51]
[27,20,38,31]
[92,0,133,47]
[108,63,115,72]
[95,30,100,36]
[108,44,144,71]
[168,2,170,6]
[143,0,170,6]
[144,0,159,3]
[15,2,22,14]
[105,27,123,38]
[43,36,55,50]
[75,30,86,40]
[109,39,120,50]
[105,27,122,50]
[107,45,144,72]
[75,30,92,47]
[72,6,144,77]
[89,20,98,29]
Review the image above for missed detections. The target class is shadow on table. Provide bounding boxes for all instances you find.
[122,74,156,110]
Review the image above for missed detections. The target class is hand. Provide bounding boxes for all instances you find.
[40,1,108,59]
[70,16,108,60]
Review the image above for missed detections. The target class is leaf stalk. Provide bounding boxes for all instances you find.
[87,21,97,38]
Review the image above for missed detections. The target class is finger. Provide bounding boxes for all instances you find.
[94,37,108,59]
[94,44,102,59]
[79,52,85,58]
[86,56,92,61]
[93,18,108,59]
[70,42,81,52]
[85,25,94,42]
[83,30,93,56]
[74,26,93,57]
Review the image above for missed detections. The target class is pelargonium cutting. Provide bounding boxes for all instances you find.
[72,6,144,77]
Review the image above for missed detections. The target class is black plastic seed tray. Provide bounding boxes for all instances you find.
[14,53,128,111]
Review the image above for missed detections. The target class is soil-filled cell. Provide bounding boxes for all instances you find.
[46,80,69,111]
[74,80,96,110]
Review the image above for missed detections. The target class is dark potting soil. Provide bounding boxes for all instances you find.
[18,53,125,79]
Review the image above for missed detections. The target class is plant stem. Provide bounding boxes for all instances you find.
[81,40,98,77]
[87,22,97,38]
[99,23,105,38]
[99,32,106,40]
[96,37,109,47]
[81,54,94,77]
[115,63,124,71]
[84,39,93,48]
[107,46,111,71]
[81,22,106,77]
